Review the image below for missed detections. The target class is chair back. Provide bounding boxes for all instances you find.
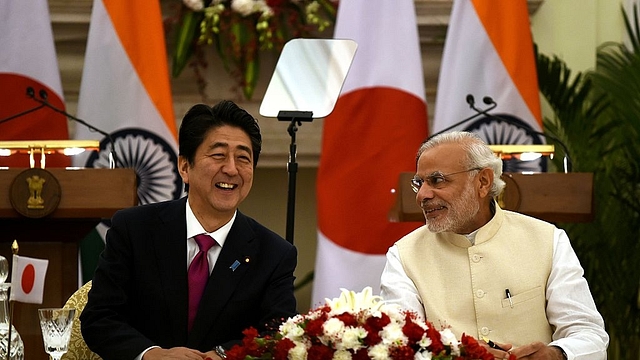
[61,280,102,360]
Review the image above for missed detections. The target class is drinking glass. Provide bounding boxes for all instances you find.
[0,255,8,284]
[38,308,75,360]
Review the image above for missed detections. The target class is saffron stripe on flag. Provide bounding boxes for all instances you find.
[75,0,182,283]
[432,0,545,172]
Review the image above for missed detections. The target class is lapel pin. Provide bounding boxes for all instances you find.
[230,260,241,272]
[244,256,251,263]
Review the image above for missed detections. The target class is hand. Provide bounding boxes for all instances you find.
[143,347,207,360]
[203,350,224,360]
[509,342,566,360]
[480,339,513,359]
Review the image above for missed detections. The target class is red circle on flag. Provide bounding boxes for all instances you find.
[21,264,36,294]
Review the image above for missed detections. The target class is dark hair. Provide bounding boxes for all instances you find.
[178,100,262,168]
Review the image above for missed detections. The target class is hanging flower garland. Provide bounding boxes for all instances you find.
[170,0,338,100]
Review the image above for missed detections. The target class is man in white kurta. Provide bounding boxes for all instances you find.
[381,132,608,360]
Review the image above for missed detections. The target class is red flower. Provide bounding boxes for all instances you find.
[390,345,416,360]
[362,325,383,347]
[460,334,493,360]
[352,348,371,360]
[273,337,296,360]
[223,289,508,360]
[266,0,286,7]
[226,345,247,360]
[308,343,334,360]
[425,322,445,354]
[402,315,426,344]
[364,312,391,332]
[335,312,358,327]
[305,317,327,340]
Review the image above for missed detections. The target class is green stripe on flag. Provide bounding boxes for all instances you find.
[80,228,105,284]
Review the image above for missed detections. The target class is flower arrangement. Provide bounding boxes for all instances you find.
[170,0,338,100]
[227,288,500,360]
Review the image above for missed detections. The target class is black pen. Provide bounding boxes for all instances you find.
[485,338,506,351]
[505,288,513,308]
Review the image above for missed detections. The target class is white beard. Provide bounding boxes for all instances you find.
[426,181,480,233]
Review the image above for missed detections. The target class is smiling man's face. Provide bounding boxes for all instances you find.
[415,142,483,234]
[179,124,254,222]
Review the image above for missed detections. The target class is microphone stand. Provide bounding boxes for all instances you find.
[469,97,572,173]
[0,104,46,126]
[429,98,498,139]
[277,110,313,244]
[26,87,120,169]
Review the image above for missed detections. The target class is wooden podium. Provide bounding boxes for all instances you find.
[389,172,595,223]
[0,168,137,360]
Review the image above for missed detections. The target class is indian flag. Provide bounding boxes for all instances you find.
[0,0,70,168]
[432,0,544,172]
[312,0,428,305]
[74,0,183,282]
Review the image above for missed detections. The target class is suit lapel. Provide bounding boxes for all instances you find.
[187,212,259,347]
[153,197,190,341]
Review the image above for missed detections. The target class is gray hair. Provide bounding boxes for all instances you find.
[417,131,506,198]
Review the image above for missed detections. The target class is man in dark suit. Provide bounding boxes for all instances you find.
[81,100,297,360]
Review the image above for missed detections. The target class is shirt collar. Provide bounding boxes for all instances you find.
[185,199,235,248]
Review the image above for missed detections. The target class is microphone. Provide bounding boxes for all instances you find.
[429,94,498,139]
[26,86,120,168]
[466,94,475,106]
[470,96,572,173]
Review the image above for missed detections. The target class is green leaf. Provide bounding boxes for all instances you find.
[171,11,204,78]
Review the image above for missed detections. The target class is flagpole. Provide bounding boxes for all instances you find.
[6,240,19,360]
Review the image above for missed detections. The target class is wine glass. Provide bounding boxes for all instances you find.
[38,308,75,360]
[0,255,8,284]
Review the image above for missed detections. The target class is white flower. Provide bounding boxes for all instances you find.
[439,328,460,355]
[323,317,346,338]
[280,318,305,340]
[326,287,386,314]
[383,305,406,323]
[288,342,308,360]
[340,326,367,350]
[417,333,433,349]
[380,322,408,346]
[367,343,390,360]
[415,349,434,360]
[182,0,204,11]
[333,349,353,360]
[230,0,268,16]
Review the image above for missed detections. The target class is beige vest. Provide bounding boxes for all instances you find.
[396,206,555,346]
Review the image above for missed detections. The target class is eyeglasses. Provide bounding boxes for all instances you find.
[410,168,482,193]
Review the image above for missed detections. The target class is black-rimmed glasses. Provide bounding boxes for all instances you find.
[410,168,482,193]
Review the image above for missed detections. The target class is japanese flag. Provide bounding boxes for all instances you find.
[10,255,48,304]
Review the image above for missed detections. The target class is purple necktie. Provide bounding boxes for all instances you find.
[188,234,216,331]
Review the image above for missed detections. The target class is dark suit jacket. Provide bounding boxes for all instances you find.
[80,197,297,360]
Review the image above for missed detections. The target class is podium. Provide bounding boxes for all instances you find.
[0,168,137,360]
[389,172,595,223]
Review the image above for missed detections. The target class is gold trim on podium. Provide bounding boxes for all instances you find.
[0,140,100,169]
